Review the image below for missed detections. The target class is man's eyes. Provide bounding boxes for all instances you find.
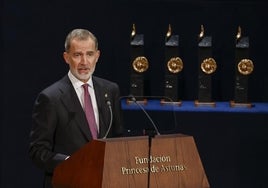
[73,53,94,57]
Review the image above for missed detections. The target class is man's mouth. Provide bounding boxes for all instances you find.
[78,67,89,73]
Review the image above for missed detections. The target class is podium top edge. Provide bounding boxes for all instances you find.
[155,133,190,138]
[97,135,148,142]
[97,134,191,142]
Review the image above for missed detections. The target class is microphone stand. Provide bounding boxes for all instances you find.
[121,95,179,134]
[130,95,160,188]
[145,129,156,188]
[102,100,113,139]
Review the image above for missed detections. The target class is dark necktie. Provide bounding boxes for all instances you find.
[82,84,98,139]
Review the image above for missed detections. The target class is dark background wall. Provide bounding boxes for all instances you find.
[2,0,268,187]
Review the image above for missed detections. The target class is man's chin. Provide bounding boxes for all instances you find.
[76,73,92,82]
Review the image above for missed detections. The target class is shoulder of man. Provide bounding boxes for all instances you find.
[40,75,70,96]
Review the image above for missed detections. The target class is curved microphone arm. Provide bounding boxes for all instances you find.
[102,101,113,139]
[121,95,179,134]
[130,95,160,136]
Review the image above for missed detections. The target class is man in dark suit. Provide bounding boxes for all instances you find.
[29,28,124,188]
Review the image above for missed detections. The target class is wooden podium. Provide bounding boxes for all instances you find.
[52,134,210,188]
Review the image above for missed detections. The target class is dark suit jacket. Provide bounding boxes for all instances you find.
[29,75,123,188]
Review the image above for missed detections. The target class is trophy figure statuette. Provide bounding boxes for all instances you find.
[128,24,148,105]
[195,25,217,107]
[161,24,183,106]
[230,26,254,108]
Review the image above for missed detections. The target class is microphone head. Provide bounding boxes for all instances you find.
[104,93,111,106]
[130,97,136,102]
[102,92,113,139]
[128,94,137,102]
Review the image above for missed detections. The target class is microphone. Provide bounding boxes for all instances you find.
[128,95,159,188]
[102,93,113,139]
[129,95,160,136]
[120,95,179,134]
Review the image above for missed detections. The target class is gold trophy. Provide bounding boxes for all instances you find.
[195,25,217,107]
[161,24,183,106]
[128,24,148,104]
[230,26,254,107]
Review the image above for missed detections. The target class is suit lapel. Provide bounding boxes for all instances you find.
[59,76,92,141]
[93,77,109,138]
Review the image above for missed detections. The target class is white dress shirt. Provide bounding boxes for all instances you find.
[68,71,99,132]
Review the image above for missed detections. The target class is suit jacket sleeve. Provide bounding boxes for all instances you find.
[29,91,68,174]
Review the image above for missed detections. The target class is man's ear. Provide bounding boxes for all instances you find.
[63,52,69,64]
[96,50,100,62]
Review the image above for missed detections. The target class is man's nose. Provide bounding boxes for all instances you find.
[81,55,87,63]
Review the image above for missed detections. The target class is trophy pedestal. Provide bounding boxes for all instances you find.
[160,99,182,106]
[194,100,216,107]
[126,98,148,105]
[230,100,252,108]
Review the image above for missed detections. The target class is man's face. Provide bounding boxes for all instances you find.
[63,38,100,82]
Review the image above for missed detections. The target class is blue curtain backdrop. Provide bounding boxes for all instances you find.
[2,0,268,187]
